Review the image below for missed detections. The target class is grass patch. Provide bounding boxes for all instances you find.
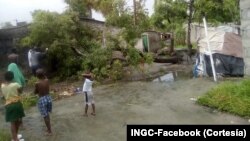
[197,80,250,118]
[0,129,11,141]
[21,93,39,109]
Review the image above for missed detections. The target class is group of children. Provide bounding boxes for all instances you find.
[1,48,96,141]
[1,68,53,141]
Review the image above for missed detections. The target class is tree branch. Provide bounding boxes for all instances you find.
[70,46,85,56]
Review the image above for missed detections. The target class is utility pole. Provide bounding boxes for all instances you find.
[133,0,137,26]
[236,0,241,35]
[187,0,194,56]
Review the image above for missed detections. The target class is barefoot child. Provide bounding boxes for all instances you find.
[34,69,52,135]
[82,70,95,116]
[1,71,25,141]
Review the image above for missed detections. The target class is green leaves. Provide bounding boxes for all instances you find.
[152,0,240,47]
[19,0,153,81]
[21,7,105,80]
[193,0,240,24]
[152,0,187,30]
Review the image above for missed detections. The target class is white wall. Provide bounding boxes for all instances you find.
[240,0,250,75]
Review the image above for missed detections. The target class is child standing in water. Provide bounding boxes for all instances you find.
[82,70,95,116]
[34,69,52,135]
[1,71,25,141]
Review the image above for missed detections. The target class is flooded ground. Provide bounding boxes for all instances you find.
[0,63,249,140]
[1,77,249,141]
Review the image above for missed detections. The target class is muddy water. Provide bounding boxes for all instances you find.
[0,78,249,141]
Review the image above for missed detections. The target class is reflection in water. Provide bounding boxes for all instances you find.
[153,72,176,83]
[152,71,191,83]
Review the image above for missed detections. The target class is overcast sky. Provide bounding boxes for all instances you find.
[0,0,154,26]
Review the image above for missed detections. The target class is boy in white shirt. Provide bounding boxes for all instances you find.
[82,70,95,116]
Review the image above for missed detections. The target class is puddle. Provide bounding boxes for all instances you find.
[152,72,175,82]
[152,71,192,83]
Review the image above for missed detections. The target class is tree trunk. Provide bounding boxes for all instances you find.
[133,0,137,26]
[88,7,92,18]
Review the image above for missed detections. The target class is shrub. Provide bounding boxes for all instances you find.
[21,94,39,109]
[82,47,112,81]
[127,47,143,67]
[143,52,154,65]
[27,76,38,86]
[109,60,124,81]
[21,91,59,109]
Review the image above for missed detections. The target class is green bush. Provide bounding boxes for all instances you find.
[109,60,124,81]
[21,94,39,109]
[21,91,59,109]
[197,80,250,117]
[0,129,11,141]
[127,47,143,67]
[174,27,186,46]
[27,76,38,86]
[82,47,112,81]
[143,52,154,65]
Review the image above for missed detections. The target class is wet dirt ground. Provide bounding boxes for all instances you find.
[1,77,249,141]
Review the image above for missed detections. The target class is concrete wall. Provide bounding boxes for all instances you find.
[0,24,30,69]
[240,0,250,75]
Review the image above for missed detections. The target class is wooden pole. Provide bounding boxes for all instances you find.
[203,17,217,82]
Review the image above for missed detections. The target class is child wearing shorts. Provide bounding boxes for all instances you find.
[82,70,95,116]
[34,69,52,135]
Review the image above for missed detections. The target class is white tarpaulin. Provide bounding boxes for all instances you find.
[198,30,243,58]
[195,30,244,77]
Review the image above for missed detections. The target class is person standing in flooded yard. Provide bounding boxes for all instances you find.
[7,62,26,130]
[82,70,96,117]
[34,69,53,136]
[28,47,48,76]
[1,71,25,141]
[8,48,19,65]
[7,63,26,89]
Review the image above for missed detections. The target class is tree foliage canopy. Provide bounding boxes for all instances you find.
[151,0,240,46]
[193,0,240,24]
[20,0,154,81]
[21,9,101,79]
[153,0,240,26]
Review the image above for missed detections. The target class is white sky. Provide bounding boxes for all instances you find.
[0,0,154,25]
